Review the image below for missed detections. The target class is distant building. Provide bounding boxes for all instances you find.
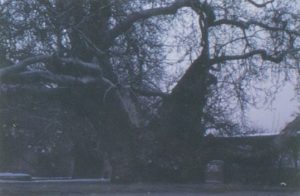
[204,116,300,185]
[278,115,300,169]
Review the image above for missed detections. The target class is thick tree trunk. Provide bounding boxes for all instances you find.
[143,54,214,181]
[157,54,210,133]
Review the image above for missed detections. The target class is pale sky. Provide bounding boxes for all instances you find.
[247,83,299,133]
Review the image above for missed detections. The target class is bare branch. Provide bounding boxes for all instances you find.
[132,88,169,98]
[59,57,102,73]
[246,0,274,8]
[0,84,59,95]
[211,47,300,65]
[107,0,191,42]
[212,19,300,36]
[58,58,117,87]
[19,70,99,85]
[74,28,105,55]
[20,58,117,88]
[0,55,52,79]
[210,49,284,65]
[0,55,102,80]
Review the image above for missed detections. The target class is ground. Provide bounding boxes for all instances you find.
[0,180,299,196]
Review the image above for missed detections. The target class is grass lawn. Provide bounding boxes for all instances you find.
[0,180,299,196]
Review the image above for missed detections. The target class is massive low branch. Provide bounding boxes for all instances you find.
[0,55,52,79]
[19,70,99,85]
[107,0,191,42]
[0,55,103,80]
[59,57,102,74]
[0,84,59,95]
[0,53,123,100]
[132,87,169,98]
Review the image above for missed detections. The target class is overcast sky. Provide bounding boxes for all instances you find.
[247,82,299,133]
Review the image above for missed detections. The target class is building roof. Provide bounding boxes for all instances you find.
[280,115,300,136]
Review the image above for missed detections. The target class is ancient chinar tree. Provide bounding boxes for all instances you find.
[0,0,299,181]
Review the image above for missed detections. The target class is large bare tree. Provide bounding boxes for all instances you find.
[0,0,299,181]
